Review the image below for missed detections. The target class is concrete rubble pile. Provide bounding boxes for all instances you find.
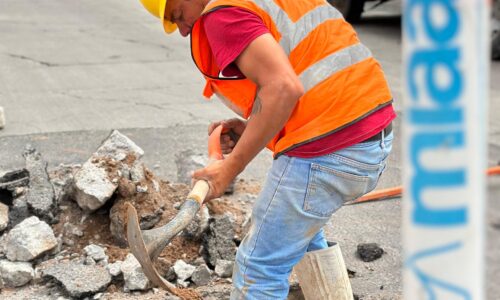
[0,130,249,299]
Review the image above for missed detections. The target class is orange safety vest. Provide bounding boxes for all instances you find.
[191,0,393,157]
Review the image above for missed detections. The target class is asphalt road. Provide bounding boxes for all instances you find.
[0,0,499,298]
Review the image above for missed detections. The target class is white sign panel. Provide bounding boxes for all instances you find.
[402,0,490,298]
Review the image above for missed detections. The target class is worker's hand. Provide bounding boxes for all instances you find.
[208,118,246,154]
[192,158,242,202]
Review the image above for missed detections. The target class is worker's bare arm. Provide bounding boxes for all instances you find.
[193,33,304,200]
[229,33,304,169]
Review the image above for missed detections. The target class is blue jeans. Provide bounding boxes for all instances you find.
[230,131,393,300]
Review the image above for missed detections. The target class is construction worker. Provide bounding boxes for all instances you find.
[139,0,395,299]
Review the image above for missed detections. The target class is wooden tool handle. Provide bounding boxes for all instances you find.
[188,124,224,204]
[187,180,210,204]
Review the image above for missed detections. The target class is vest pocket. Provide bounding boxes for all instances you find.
[303,163,371,218]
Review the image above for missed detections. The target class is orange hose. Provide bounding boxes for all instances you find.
[487,166,500,175]
[350,165,500,205]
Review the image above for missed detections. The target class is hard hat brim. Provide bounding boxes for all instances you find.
[159,0,177,34]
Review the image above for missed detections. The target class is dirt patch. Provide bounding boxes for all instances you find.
[52,198,129,262]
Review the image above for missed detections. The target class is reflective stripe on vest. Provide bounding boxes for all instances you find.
[251,0,343,54]
[300,43,372,93]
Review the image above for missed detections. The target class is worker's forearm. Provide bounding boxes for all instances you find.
[225,81,302,174]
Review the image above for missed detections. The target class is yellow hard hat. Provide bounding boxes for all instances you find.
[139,0,177,34]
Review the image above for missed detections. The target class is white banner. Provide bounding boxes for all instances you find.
[402,0,490,298]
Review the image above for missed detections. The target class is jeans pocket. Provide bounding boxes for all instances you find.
[303,163,371,218]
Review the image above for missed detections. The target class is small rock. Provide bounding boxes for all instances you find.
[121,253,150,292]
[6,216,58,261]
[130,163,145,182]
[357,243,384,262]
[93,292,103,299]
[84,257,96,265]
[84,244,107,262]
[177,279,190,288]
[0,259,34,287]
[0,202,8,232]
[107,261,123,277]
[42,260,112,298]
[191,264,212,286]
[63,223,84,237]
[136,185,148,193]
[214,259,234,278]
[23,145,56,221]
[172,260,196,282]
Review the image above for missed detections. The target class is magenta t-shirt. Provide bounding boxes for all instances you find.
[202,7,396,157]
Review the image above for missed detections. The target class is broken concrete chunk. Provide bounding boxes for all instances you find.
[42,260,111,298]
[8,195,30,229]
[0,202,8,232]
[107,261,123,277]
[6,216,58,261]
[204,214,236,267]
[84,244,107,262]
[172,260,196,282]
[95,130,144,161]
[191,264,212,286]
[357,243,384,262]
[49,164,79,203]
[23,145,56,221]
[121,253,150,292]
[73,130,144,211]
[0,259,34,287]
[214,259,234,278]
[0,168,29,191]
[73,161,119,212]
[130,163,145,183]
[0,106,5,129]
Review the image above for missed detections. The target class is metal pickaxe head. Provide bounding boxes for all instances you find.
[126,125,223,293]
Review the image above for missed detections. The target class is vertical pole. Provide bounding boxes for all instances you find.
[402,0,490,297]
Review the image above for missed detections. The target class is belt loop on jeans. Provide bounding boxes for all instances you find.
[381,126,386,149]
